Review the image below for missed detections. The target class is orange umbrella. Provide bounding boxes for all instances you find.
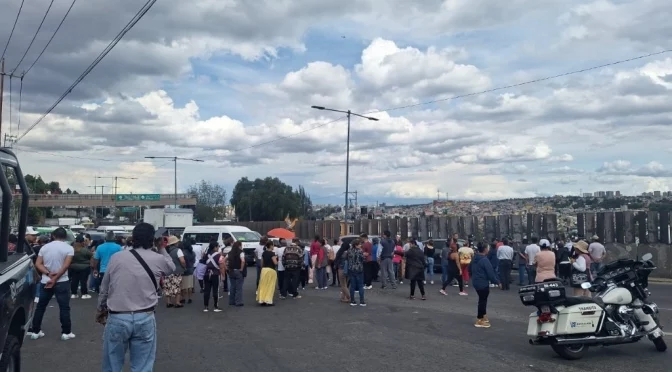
[267,228,295,240]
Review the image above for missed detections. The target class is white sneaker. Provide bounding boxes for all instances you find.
[431,281,434,285]
[213,308,222,313]
[423,281,427,284]
[439,289,447,295]
[459,292,468,296]
[70,294,78,299]
[34,297,39,303]
[400,281,403,284]
[29,331,45,340]
[81,294,92,299]
[60,333,76,341]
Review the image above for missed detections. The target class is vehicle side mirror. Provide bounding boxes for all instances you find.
[642,253,653,261]
[580,282,592,290]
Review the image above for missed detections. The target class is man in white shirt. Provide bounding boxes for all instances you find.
[29,227,75,341]
[276,240,287,297]
[523,236,541,285]
[588,235,606,274]
[496,238,515,290]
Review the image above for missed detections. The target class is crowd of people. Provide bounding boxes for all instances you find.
[18,221,608,371]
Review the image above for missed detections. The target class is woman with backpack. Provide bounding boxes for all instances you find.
[180,242,196,305]
[202,242,225,312]
[345,239,366,306]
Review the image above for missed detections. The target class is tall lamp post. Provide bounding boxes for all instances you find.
[310,106,379,221]
[145,156,204,208]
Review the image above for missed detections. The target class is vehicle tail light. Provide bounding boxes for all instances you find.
[537,312,554,323]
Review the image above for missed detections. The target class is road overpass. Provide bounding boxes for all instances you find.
[21,193,197,208]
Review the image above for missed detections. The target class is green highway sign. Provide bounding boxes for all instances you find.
[116,194,161,201]
[121,207,137,213]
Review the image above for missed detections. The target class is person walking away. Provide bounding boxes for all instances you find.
[379,230,397,290]
[361,233,374,289]
[180,243,196,305]
[588,235,606,276]
[488,239,500,287]
[28,228,75,341]
[276,240,286,294]
[309,235,321,285]
[97,223,175,371]
[557,240,572,284]
[280,238,303,300]
[404,240,427,300]
[393,242,403,284]
[440,242,468,296]
[469,242,500,328]
[517,238,529,285]
[69,234,93,299]
[225,241,246,306]
[440,238,452,287]
[458,242,473,287]
[424,240,436,285]
[192,239,206,292]
[255,236,269,290]
[330,239,339,286]
[523,237,541,285]
[202,242,225,312]
[534,239,557,283]
[257,241,278,306]
[300,243,310,290]
[570,240,593,297]
[346,239,366,306]
[334,242,351,303]
[496,238,514,290]
[92,231,123,294]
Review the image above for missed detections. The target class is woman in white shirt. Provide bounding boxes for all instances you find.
[570,240,592,297]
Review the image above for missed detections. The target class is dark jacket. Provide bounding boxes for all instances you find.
[404,246,426,281]
[380,237,395,259]
[469,254,499,290]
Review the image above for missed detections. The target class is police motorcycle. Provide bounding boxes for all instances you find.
[519,253,666,360]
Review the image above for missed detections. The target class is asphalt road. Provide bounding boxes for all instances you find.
[22,278,672,372]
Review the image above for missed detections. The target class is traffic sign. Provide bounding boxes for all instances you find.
[121,207,137,213]
[116,194,160,201]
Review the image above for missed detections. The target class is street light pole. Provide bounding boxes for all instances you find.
[310,106,379,221]
[145,156,204,208]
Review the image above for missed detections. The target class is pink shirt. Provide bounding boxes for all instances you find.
[534,250,556,282]
[393,246,403,263]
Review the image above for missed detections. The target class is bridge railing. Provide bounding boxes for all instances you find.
[22,193,194,201]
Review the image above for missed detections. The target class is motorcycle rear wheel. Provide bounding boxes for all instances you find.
[653,337,667,352]
[551,344,588,360]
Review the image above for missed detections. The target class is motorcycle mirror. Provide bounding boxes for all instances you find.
[580,282,592,290]
[642,253,653,261]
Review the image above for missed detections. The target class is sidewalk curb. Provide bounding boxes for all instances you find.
[649,278,672,284]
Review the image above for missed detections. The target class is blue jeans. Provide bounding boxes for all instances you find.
[426,257,434,280]
[518,263,527,285]
[316,267,327,288]
[228,269,244,306]
[590,262,602,276]
[348,272,365,304]
[393,263,400,280]
[103,312,156,372]
[441,262,449,284]
[30,281,71,334]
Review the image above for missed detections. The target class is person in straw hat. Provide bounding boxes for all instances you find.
[570,240,593,297]
[164,235,186,308]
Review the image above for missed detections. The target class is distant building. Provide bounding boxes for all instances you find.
[615,191,621,197]
[606,191,614,198]
[582,193,592,198]
[654,191,662,198]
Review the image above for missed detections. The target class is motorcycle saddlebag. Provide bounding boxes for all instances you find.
[518,280,566,306]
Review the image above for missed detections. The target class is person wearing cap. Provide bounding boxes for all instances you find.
[92,231,123,292]
[164,235,186,308]
[570,240,593,297]
[69,235,93,299]
[534,239,556,283]
[588,235,606,275]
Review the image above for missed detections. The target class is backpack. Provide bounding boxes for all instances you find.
[282,246,303,270]
[346,247,364,274]
[183,249,196,275]
[205,253,221,276]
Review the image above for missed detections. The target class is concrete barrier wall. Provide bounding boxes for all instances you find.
[213,211,672,278]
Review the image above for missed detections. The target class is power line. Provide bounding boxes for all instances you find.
[13,0,157,144]
[0,0,25,60]
[23,0,78,77]
[15,48,672,161]
[11,0,55,73]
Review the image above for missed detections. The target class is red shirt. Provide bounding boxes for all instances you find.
[362,241,373,262]
[310,241,321,256]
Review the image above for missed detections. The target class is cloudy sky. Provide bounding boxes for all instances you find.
[1,0,671,204]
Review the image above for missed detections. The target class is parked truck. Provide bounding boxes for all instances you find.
[143,208,193,231]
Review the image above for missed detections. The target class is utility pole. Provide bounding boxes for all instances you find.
[145,156,204,208]
[0,59,4,140]
[345,190,358,220]
[311,106,379,222]
[112,176,138,201]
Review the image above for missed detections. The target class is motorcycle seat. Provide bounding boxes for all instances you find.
[563,296,597,306]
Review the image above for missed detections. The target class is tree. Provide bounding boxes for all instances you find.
[66,188,72,194]
[230,177,312,221]
[187,180,227,222]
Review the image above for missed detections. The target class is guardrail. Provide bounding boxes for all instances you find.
[24,193,194,200]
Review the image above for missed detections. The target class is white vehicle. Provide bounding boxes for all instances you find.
[521,253,666,360]
[182,225,261,265]
[69,224,86,233]
[96,225,125,233]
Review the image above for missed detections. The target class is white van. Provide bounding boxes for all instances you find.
[182,225,262,265]
[97,225,125,233]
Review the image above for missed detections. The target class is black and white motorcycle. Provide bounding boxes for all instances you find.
[519,253,666,360]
